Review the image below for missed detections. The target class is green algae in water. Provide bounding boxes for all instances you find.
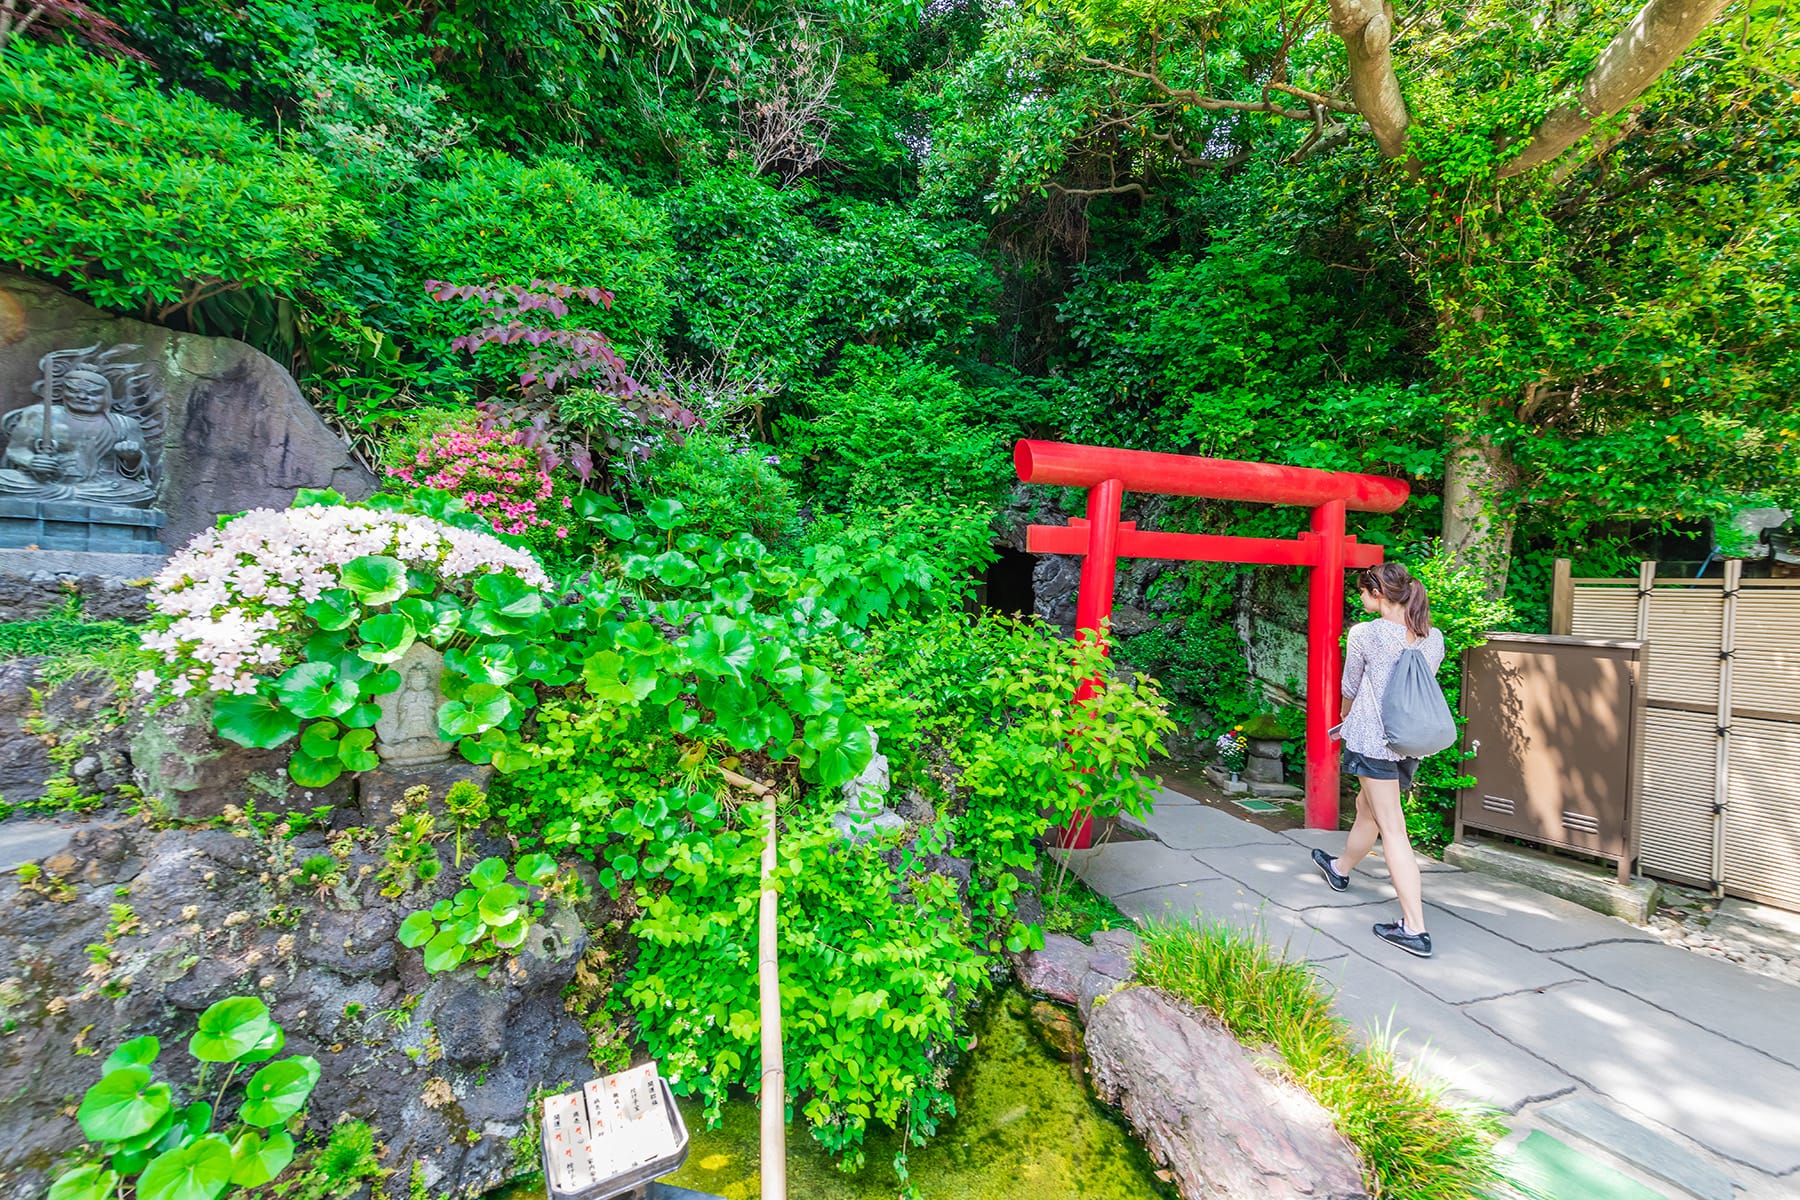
[659,991,1173,1200]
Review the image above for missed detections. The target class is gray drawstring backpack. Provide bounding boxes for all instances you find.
[1381,644,1456,758]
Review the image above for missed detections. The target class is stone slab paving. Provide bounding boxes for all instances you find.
[1306,901,1585,1005]
[1278,825,1462,873]
[1189,840,1409,912]
[1307,952,1578,1113]
[1050,841,1219,896]
[0,818,74,872]
[1122,802,1291,850]
[1551,940,1800,1069]
[1145,783,1203,807]
[1422,869,1659,953]
[1463,980,1800,1177]
[1109,877,1351,962]
[1092,788,1800,1197]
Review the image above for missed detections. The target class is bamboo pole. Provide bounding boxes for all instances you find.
[718,767,787,1200]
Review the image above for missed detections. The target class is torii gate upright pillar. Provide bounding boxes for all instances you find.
[1016,441,1410,831]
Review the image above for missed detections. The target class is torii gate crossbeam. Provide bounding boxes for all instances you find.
[1015,440,1411,835]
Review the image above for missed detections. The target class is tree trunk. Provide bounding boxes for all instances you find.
[1498,0,1731,177]
[1442,429,1520,598]
[1328,0,1411,159]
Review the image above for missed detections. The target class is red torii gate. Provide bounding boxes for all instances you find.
[1015,440,1411,832]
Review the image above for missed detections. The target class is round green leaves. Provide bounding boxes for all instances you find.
[77,1065,172,1143]
[355,613,417,664]
[273,663,358,721]
[398,854,558,974]
[211,693,300,750]
[339,555,408,605]
[228,1130,296,1187]
[48,1166,118,1200]
[188,997,274,1064]
[137,1134,234,1200]
[102,1035,161,1074]
[238,1058,320,1128]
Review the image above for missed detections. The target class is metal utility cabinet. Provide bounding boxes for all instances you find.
[1458,634,1647,883]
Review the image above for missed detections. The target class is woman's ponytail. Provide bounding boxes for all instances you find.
[1360,562,1433,639]
[1403,579,1432,641]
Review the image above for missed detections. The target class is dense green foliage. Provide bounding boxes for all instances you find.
[0,44,368,317]
[11,0,1799,1186]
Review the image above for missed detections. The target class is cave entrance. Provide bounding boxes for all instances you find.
[984,547,1037,617]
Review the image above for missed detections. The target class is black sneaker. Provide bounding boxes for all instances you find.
[1311,848,1349,892]
[1373,921,1433,958]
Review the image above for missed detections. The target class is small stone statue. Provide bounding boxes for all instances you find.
[375,644,452,766]
[0,344,160,505]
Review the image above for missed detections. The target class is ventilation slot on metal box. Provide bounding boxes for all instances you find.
[1481,795,1516,815]
[1562,811,1600,835]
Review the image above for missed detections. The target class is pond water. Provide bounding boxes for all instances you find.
[513,990,1173,1200]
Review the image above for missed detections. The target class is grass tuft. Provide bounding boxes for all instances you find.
[1136,920,1504,1200]
[0,615,138,663]
[1042,870,1130,942]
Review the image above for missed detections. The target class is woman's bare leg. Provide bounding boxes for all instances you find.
[1363,777,1426,931]
[1336,782,1380,875]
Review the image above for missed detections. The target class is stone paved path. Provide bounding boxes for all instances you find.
[1060,786,1800,1200]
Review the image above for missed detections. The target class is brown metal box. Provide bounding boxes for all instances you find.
[1456,634,1647,882]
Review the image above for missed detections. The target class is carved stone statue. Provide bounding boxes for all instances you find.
[0,344,160,506]
[375,644,452,766]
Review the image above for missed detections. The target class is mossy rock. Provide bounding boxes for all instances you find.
[1239,714,1292,741]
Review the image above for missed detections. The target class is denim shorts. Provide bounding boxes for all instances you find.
[1342,748,1420,793]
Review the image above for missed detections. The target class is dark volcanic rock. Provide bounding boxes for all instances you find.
[0,659,134,810]
[0,657,50,804]
[129,698,353,818]
[0,818,598,1200]
[1086,986,1367,1200]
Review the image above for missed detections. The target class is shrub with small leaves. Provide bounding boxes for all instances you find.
[396,854,561,976]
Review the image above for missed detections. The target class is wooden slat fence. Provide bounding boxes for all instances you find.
[1557,560,1800,911]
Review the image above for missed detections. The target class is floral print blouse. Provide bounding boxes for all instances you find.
[1337,617,1446,761]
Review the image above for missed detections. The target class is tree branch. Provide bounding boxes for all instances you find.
[1268,81,1357,113]
[1046,182,1148,199]
[1498,0,1730,178]
[1545,111,1639,189]
[1287,123,1354,163]
[1327,0,1411,158]
[1079,56,1312,120]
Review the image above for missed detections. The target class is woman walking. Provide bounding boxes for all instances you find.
[1311,562,1445,957]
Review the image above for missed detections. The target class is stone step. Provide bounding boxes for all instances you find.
[1501,1129,1674,1200]
[1535,1098,1736,1200]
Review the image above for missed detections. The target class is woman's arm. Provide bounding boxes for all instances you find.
[1341,624,1367,701]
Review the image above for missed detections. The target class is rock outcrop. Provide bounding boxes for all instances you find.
[0,658,134,812]
[0,814,603,1200]
[128,697,354,819]
[1012,927,1137,1014]
[1085,987,1367,1199]
[1011,929,1367,1200]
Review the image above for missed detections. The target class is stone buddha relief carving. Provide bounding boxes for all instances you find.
[375,643,453,766]
[0,344,160,506]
